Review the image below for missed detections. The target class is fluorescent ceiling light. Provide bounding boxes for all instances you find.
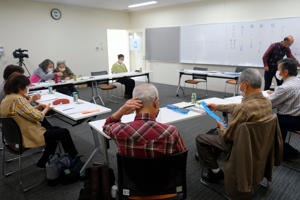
[128,1,157,8]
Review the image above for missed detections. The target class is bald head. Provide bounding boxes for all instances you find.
[283,36,294,47]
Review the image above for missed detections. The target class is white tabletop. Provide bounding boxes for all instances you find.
[198,97,233,105]
[29,71,153,90]
[224,91,270,104]
[207,72,240,78]
[89,97,232,139]
[176,70,240,78]
[34,90,111,121]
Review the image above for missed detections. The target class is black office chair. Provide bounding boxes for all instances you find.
[1,117,45,192]
[117,150,188,200]
[224,67,246,95]
[184,67,208,96]
[91,71,119,105]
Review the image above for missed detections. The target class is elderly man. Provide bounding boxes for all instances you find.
[262,36,300,90]
[102,84,186,157]
[195,68,272,182]
[53,60,77,96]
[267,58,300,161]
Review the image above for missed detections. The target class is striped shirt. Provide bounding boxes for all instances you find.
[102,113,186,157]
[8,96,46,132]
[269,76,300,116]
[217,92,272,141]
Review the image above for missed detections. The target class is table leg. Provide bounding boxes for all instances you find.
[80,127,107,176]
[233,78,239,96]
[94,81,105,106]
[176,72,185,97]
[146,73,150,83]
[100,134,109,167]
[90,81,97,104]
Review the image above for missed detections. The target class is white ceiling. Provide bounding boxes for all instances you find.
[25,0,206,12]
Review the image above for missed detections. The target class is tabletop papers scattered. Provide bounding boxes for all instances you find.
[185,106,206,114]
[38,94,59,102]
[172,102,194,108]
[81,109,100,114]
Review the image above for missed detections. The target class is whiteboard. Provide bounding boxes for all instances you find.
[180,17,300,67]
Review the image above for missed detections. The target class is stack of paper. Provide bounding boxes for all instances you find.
[172,102,194,108]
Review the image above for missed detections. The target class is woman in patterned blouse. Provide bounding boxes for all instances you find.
[0,73,78,168]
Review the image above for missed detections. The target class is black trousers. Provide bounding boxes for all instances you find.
[43,126,78,159]
[41,118,52,127]
[264,67,283,90]
[277,114,300,158]
[117,78,135,96]
[56,84,78,97]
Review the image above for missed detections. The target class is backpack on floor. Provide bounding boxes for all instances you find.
[78,164,115,200]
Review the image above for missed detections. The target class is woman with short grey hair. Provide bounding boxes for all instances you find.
[52,60,78,96]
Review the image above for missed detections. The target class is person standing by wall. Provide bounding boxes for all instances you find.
[262,36,300,90]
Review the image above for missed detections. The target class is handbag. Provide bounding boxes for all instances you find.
[46,153,71,186]
[59,155,84,185]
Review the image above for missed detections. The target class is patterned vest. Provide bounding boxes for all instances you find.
[267,42,289,69]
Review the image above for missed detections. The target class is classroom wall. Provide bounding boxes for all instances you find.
[0,0,130,82]
[130,0,300,93]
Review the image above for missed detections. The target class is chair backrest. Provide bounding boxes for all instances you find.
[193,67,208,80]
[91,71,109,85]
[0,117,24,154]
[224,114,283,199]
[235,67,246,73]
[117,150,188,199]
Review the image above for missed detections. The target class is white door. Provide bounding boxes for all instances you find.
[107,29,130,74]
[128,29,146,72]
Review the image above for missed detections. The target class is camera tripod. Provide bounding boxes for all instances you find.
[17,58,31,76]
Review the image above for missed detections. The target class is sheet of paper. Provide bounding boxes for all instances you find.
[38,94,59,102]
[54,106,88,115]
[172,102,194,108]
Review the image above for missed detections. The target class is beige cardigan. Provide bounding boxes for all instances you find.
[0,94,45,148]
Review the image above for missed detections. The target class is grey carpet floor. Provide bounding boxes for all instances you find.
[1,81,300,200]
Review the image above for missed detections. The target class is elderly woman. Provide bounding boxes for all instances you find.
[53,60,78,96]
[1,74,78,168]
[30,59,63,83]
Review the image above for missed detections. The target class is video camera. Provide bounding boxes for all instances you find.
[13,48,29,59]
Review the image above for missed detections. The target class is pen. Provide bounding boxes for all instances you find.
[63,107,74,111]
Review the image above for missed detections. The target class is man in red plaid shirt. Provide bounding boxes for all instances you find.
[102,84,186,157]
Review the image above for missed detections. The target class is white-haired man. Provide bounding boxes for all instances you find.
[195,68,272,182]
[102,84,186,157]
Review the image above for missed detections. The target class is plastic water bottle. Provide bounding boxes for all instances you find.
[111,185,117,199]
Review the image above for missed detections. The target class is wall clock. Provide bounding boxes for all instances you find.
[51,9,61,20]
